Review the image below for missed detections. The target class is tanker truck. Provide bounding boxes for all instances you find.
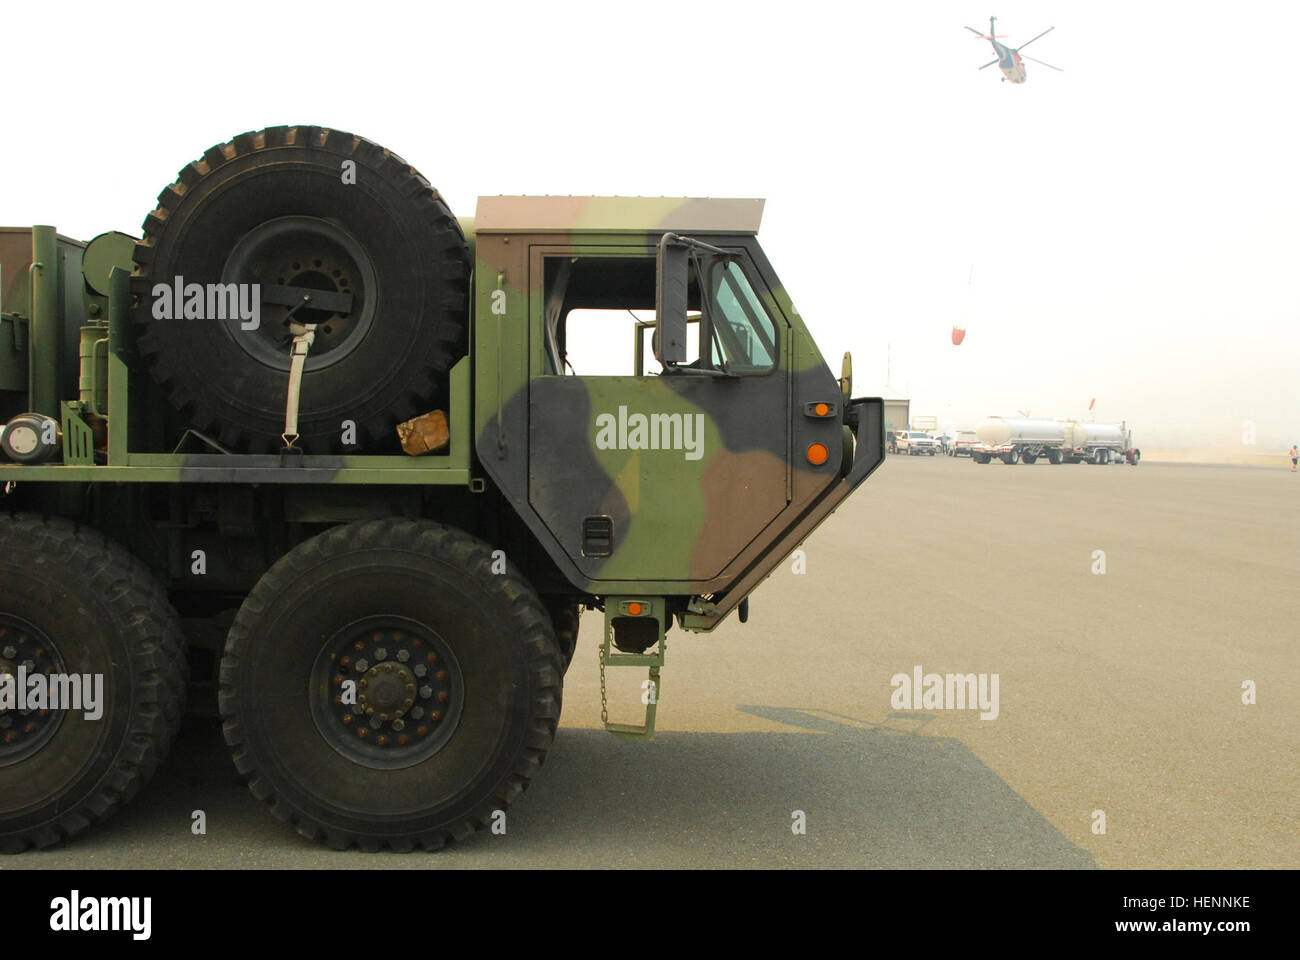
[971,416,1068,464]
[972,416,1140,465]
[0,125,885,852]
[1062,420,1141,465]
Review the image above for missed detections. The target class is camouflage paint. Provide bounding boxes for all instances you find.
[3,196,883,631]
[471,198,881,617]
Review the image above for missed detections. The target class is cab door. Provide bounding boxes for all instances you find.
[526,241,791,587]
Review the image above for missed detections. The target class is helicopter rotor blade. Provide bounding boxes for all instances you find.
[1016,26,1055,51]
[979,58,999,70]
[965,26,1008,39]
[1022,54,1063,72]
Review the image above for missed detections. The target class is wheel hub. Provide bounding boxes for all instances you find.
[311,618,463,770]
[220,215,378,372]
[0,616,67,766]
[359,661,417,720]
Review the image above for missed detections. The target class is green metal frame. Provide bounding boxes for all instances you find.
[2,267,481,486]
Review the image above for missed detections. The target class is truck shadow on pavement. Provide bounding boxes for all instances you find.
[21,706,1096,869]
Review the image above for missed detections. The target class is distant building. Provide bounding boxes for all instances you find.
[871,387,910,435]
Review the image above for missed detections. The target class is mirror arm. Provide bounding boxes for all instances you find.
[660,233,732,257]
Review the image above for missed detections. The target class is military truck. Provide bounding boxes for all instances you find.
[0,126,883,852]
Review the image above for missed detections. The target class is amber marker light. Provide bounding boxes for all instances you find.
[627,601,644,616]
[806,442,829,465]
[813,402,830,417]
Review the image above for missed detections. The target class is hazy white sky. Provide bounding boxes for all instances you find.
[4,0,1297,448]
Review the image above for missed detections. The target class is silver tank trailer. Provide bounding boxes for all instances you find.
[1064,421,1128,450]
[976,417,1066,446]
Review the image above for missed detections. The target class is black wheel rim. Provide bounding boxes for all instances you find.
[310,616,465,770]
[220,215,378,372]
[0,614,68,767]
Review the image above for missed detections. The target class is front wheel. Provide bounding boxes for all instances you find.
[219,519,562,851]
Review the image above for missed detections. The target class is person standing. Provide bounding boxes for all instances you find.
[1291,444,1298,472]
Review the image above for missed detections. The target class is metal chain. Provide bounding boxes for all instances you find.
[598,639,609,726]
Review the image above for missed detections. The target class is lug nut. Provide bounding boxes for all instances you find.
[370,716,383,729]
[420,686,433,699]
[355,659,369,672]
[392,719,405,731]
[375,648,388,661]
[396,649,410,663]
[410,707,424,720]
[2,646,16,659]
[413,664,427,678]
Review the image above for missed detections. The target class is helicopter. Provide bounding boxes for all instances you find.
[965,16,1061,83]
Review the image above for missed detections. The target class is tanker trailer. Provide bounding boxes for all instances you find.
[1063,420,1141,464]
[971,416,1067,464]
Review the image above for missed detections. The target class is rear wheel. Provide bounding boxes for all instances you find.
[1002,450,1018,465]
[0,514,186,852]
[1022,453,1038,464]
[219,519,562,851]
[1047,449,1063,465]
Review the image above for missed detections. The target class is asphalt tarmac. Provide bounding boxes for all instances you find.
[16,455,1298,869]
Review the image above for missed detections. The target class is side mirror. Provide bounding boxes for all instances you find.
[654,234,689,364]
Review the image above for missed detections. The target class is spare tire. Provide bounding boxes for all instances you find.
[131,125,469,453]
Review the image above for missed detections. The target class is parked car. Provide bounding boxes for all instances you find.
[896,430,940,456]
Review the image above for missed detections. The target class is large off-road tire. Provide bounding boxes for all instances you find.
[0,514,186,853]
[219,519,562,851]
[131,125,470,454]
[545,600,582,675]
